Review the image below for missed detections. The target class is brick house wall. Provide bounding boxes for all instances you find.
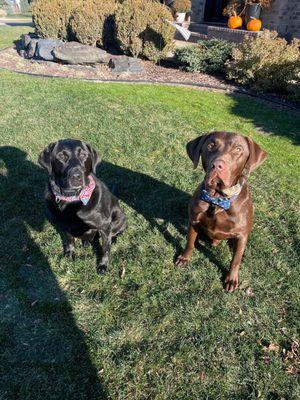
[262,0,300,39]
[191,0,300,39]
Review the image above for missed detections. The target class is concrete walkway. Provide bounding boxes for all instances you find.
[0,17,33,27]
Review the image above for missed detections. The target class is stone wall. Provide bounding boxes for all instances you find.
[262,0,300,39]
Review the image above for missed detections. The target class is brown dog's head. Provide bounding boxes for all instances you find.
[38,139,100,195]
[186,132,267,190]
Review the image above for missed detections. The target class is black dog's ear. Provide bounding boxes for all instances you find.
[186,134,209,169]
[244,137,267,177]
[86,143,101,174]
[38,142,57,174]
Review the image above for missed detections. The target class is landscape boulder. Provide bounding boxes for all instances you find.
[20,33,38,49]
[35,39,63,61]
[53,42,110,65]
[109,56,143,73]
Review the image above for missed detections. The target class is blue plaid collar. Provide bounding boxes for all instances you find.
[199,190,236,210]
[199,178,245,210]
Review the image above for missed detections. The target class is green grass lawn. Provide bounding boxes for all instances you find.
[0,25,32,49]
[3,13,32,19]
[0,70,299,400]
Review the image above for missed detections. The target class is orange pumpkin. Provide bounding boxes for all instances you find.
[247,18,262,31]
[228,15,243,29]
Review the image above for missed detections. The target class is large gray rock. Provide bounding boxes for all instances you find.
[53,42,110,65]
[36,39,63,61]
[109,56,143,73]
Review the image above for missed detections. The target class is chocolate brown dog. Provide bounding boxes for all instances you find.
[175,131,267,292]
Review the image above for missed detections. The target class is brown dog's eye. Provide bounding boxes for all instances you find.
[235,146,243,153]
[57,152,68,163]
[207,142,215,151]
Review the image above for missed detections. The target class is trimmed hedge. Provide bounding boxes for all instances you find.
[32,0,174,62]
[32,0,79,40]
[70,0,117,48]
[114,0,175,62]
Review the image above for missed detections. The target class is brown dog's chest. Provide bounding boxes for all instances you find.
[189,185,253,240]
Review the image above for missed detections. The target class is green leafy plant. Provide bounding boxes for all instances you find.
[175,39,235,74]
[226,30,300,92]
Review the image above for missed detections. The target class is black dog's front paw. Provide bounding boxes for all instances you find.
[82,240,90,248]
[96,264,107,275]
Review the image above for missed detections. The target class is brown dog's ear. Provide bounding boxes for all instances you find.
[86,143,101,174]
[186,134,209,169]
[38,142,56,174]
[244,137,267,176]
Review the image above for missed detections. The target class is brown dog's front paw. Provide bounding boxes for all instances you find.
[224,272,239,292]
[175,254,190,267]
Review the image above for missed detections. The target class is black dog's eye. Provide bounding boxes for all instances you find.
[207,142,215,151]
[78,150,87,161]
[57,152,69,163]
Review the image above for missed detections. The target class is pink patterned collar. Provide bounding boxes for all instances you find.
[51,175,96,205]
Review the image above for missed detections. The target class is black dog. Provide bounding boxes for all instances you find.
[38,139,127,274]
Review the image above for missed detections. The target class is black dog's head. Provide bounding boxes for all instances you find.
[38,139,100,195]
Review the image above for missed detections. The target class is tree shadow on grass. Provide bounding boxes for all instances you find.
[227,93,300,145]
[0,147,106,400]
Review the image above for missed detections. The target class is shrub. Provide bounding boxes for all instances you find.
[32,0,79,40]
[175,39,235,74]
[143,1,175,62]
[172,0,191,13]
[287,78,300,102]
[70,0,117,48]
[226,30,300,92]
[114,0,175,62]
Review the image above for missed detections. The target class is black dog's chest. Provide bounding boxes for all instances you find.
[48,200,91,237]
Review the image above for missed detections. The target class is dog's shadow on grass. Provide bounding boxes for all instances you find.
[99,160,189,254]
[0,146,107,400]
[99,161,228,275]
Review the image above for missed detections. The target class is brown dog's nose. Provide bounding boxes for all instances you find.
[212,159,225,171]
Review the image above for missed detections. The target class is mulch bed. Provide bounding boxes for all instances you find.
[0,46,235,88]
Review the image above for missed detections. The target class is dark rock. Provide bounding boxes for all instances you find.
[109,56,143,73]
[35,39,63,61]
[27,39,39,59]
[19,49,27,59]
[20,33,38,49]
[53,42,110,65]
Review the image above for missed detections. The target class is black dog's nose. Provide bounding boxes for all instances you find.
[71,171,81,180]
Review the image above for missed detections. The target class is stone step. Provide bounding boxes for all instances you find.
[186,22,260,44]
[188,22,209,35]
